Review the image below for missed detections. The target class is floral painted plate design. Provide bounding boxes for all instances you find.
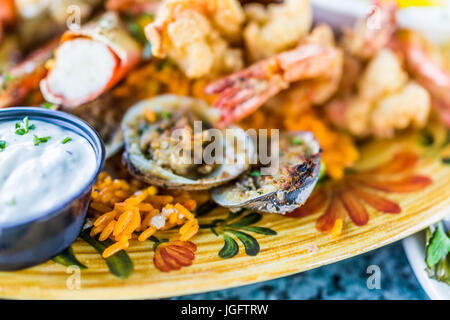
[0,124,449,299]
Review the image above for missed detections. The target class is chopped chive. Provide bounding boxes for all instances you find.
[62,137,72,144]
[42,102,56,109]
[15,128,26,135]
[34,135,51,146]
[0,140,5,151]
[15,116,35,135]
[250,170,261,177]
[292,137,303,145]
[6,198,16,206]
[162,112,172,119]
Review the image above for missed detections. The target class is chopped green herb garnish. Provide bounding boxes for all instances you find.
[292,137,303,145]
[62,137,72,144]
[15,116,35,135]
[34,135,51,146]
[162,112,172,119]
[42,102,57,109]
[6,198,16,206]
[3,73,14,83]
[15,128,25,135]
[0,140,5,151]
[250,170,261,177]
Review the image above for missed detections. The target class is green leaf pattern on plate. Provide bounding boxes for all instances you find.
[53,246,87,269]
[200,210,277,259]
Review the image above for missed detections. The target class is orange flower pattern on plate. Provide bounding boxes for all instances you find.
[153,240,197,272]
[287,151,432,236]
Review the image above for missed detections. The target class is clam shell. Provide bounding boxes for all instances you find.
[122,95,254,190]
[212,131,322,214]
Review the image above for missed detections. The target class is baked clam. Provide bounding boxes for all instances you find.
[121,95,253,190]
[212,131,322,214]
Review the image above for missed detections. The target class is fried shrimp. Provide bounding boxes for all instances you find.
[206,24,342,126]
[145,0,245,78]
[243,0,312,61]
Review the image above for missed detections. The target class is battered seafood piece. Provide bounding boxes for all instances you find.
[326,4,433,138]
[327,49,430,138]
[145,0,244,78]
[212,131,321,214]
[40,12,142,107]
[243,0,312,61]
[393,29,450,127]
[122,95,252,190]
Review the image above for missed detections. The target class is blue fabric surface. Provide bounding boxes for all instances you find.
[173,242,428,300]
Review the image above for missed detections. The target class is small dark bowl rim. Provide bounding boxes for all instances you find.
[0,107,105,229]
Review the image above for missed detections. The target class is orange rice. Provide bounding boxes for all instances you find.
[112,60,191,100]
[241,107,359,180]
[89,172,200,258]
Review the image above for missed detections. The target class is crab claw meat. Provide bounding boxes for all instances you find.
[40,12,141,108]
[41,39,119,107]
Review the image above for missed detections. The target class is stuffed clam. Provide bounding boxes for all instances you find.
[121,94,254,190]
[212,131,322,214]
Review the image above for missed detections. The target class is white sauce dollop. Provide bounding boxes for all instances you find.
[0,119,97,226]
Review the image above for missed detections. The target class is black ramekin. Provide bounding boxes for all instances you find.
[0,107,105,270]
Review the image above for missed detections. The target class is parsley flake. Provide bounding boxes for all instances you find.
[0,140,5,151]
[162,112,172,119]
[42,102,57,109]
[292,137,303,145]
[34,135,51,146]
[62,137,72,144]
[250,170,261,177]
[3,73,14,83]
[15,116,35,135]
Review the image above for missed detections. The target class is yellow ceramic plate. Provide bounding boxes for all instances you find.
[0,124,449,300]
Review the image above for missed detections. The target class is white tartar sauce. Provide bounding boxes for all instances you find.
[0,118,97,226]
